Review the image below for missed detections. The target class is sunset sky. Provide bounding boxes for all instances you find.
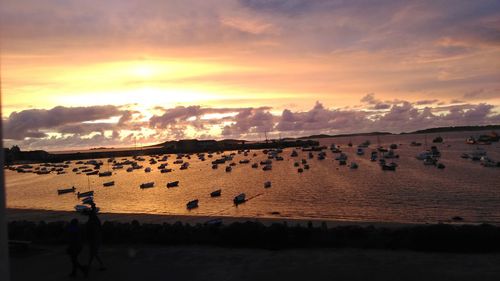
[1,0,500,150]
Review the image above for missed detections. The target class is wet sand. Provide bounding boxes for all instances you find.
[10,244,500,281]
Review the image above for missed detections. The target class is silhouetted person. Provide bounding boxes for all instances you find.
[67,218,88,278]
[86,203,106,271]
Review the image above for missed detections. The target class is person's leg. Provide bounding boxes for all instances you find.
[95,254,106,270]
[70,254,78,277]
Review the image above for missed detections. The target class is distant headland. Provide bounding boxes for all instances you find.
[4,124,499,164]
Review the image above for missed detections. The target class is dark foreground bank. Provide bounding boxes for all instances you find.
[10,244,500,281]
[8,219,500,252]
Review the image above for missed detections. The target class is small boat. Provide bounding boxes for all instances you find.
[383,149,399,159]
[251,163,258,168]
[233,193,246,205]
[423,157,437,166]
[335,153,348,161]
[98,171,112,177]
[103,181,115,187]
[86,171,98,176]
[239,159,250,164]
[180,162,189,170]
[127,167,134,172]
[381,164,396,171]
[212,164,218,169]
[140,182,154,189]
[433,136,443,143]
[160,168,172,173]
[186,199,199,210]
[466,137,476,144]
[166,181,179,188]
[262,164,272,171]
[144,167,151,173]
[210,189,221,197]
[264,181,271,188]
[410,141,422,146]
[81,196,94,205]
[75,205,99,214]
[57,186,75,195]
[460,153,470,159]
[77,191,94,198]
[225,166,232,172]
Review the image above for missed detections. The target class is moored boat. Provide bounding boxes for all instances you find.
[210,189,222,197]
[166,181,179,188]
[77,191,94,198]
[57,186,75,195]
[140,182,154,189]
[233,193,246,205]
[187,199,199,210]
[103,181,115,187]
[98,171,112,177]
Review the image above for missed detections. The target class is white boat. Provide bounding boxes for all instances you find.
[140,182,154,189]
[233,193,246,205]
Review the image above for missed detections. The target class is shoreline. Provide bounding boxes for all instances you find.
[5,207,472,228]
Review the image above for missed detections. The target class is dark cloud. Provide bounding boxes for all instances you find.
[3,105,122,140]
[221,108,275,137]
[239,0,319,15]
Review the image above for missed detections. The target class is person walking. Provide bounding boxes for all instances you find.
[86,203,106,271]
[67,218,88,278]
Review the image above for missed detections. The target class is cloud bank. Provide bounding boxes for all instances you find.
[3,95,499,150]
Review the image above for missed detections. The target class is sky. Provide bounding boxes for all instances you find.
[1,0,500,150]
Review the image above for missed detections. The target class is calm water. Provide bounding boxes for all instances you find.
[6,131,500,224]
